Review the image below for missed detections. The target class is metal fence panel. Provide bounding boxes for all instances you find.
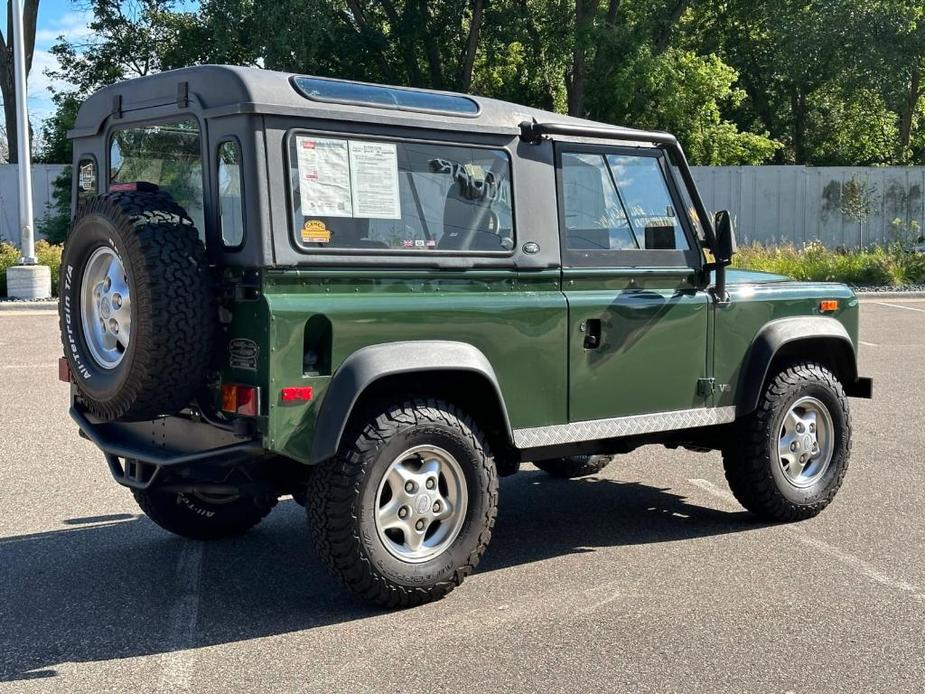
[0,164,68,245]
[691,165,925,249]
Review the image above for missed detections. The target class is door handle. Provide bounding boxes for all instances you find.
[582,319,602,349]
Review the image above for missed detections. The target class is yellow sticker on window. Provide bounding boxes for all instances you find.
[301,219,332,244]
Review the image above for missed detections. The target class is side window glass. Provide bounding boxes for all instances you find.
[287,135,514,253]
[77,157,98,200]
[217,141,244,248]
[605,154,689,251]
[562,153,637,250]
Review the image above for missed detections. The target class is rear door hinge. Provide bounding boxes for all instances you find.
[697,378,716,396]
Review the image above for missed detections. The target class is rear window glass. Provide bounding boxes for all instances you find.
[288,134,514,254]
[109,119,204,234]
[292,76,479,116]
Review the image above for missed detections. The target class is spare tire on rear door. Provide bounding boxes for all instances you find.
[59,190,216,421]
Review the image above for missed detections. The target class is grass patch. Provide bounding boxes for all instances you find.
[732,241,925,286]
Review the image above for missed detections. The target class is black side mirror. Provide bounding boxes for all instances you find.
[713,210,737,264]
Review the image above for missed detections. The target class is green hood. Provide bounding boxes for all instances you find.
[725,268,790,284]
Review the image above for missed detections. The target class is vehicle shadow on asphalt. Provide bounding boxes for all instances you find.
[0,471,758,682]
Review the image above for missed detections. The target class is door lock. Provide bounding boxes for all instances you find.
[582,319,602,349]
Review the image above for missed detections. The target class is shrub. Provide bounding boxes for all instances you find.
[0,240,64,298]
[0,241,20,296]
[35,240,63,296]
[732,241,925,287]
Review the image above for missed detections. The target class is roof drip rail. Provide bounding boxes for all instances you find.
[517,119,718,252]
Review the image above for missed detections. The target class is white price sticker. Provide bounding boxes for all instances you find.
[349,141,401,219]
[295,136,353,217]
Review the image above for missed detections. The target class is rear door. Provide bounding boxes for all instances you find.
[556,143,710,422]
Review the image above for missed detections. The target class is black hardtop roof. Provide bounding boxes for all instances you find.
[70,64,654,139]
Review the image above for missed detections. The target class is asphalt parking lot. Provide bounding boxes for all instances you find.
[1,299,923,693]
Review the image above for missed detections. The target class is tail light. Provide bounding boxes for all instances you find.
[221,383,260,416]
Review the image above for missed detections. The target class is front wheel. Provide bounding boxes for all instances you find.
[722,361,851,522]
[133,487,277,540]
[307,399,498,607]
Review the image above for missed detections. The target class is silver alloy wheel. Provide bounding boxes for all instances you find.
[80,246,132,369]
[777,396,834,488]
[374,445,468,564]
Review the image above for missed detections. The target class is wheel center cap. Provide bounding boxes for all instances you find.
[415,494,431,515]
[800,434,814,451]
[99,297,112,319]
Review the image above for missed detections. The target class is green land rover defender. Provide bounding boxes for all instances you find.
[60,66,872,607]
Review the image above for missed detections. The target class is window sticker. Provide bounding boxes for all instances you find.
[301,219,332,244]
[348,140,401,219]
[79,162,96,192]
[295,136,353,217]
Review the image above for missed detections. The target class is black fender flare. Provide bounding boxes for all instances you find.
[736,316,860,416]
[310,341,513,464]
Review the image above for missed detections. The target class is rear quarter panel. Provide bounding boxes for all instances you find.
[261,270,568,462]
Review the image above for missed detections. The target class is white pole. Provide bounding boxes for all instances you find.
[11,0,35,264]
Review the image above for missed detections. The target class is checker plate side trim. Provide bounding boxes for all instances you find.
[513,406,737,448]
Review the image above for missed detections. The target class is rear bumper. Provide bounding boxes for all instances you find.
[70,406,264,489]
[845,377,873,399]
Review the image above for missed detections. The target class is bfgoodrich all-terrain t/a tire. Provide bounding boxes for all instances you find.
[722,361,851,522]
[59,191,215,421]
[307,399,498,608]
[133,487,278,540]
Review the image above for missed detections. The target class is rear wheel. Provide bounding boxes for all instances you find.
[307,399,498,607]
[533,454,612,479]
[722,361,850,522]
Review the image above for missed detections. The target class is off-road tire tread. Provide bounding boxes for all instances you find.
[307,398,498,608]
[722,361,851,522]
[533,454,612,479]
[60,191,215,421]
[132,488,277,540]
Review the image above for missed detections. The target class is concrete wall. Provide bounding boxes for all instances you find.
[691,165,925,249]
[0,165,68,245]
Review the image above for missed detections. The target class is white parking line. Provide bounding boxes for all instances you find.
[858,341,878,347]
[875,301,925,314]
[157,542,204,692]
[0,310,57,317]
[0,363,58,369]
[688,478,923,602]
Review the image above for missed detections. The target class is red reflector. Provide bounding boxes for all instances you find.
[221,383,259,416]
[819,299,839,313]
[58,357,71,383]
[281,386,314,403]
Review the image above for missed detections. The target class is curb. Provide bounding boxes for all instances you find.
[855,292,925,300]
[0,300,58,313]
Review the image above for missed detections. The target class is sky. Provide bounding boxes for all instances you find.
[6,0,200,125]
[25,0,94,120]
